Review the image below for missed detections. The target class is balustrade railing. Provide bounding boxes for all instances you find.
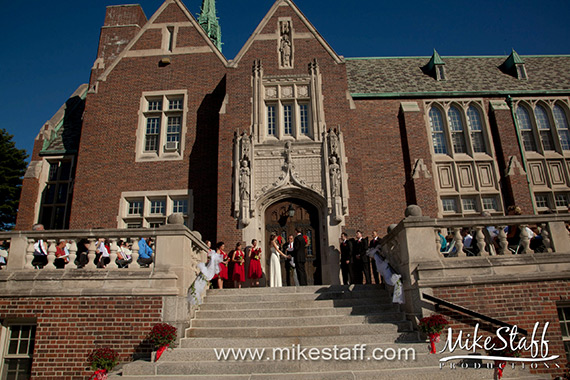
[0,226,209,272]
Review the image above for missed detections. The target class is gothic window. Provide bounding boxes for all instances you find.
[554,104,570,151]
[516,105,538,152]
[429,107,447,154]
[428,103,489,156]
[448,106,467,154]
[263,84,312,140]
[535,105,555,151]
[137,91,187,161]
[467,106,486,153]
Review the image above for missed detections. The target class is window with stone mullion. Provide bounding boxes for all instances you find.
[448,107,467,154]
[467,106,486,153]
[554,105,570,151]
[429,107,448,154]
[516,106,538,152]
[536,105,555,151]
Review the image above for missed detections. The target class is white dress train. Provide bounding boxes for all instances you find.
[188,250,223,306]
[269,246,282,287]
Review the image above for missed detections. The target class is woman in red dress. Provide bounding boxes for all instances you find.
[232,242,246,288]
[248,239,263,287]
[215,242,229,289]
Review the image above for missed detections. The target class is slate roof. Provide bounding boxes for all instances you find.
[40,84,88,155]
[346,55,570,97]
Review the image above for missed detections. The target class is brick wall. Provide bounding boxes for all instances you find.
[433,281,570,378]
[0,296,163,380]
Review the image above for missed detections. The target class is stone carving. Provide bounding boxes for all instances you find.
[325,128,347,223]
[329,156,341,197]
[279,21,292,68]
[239,160,250,200]
[234,133,254,226]
[506,155,526,176]
[411,158,432,179]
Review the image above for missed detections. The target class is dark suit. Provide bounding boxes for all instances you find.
[368,236,381,284]
[353,237,370,284]
[283,241,295,286]
[293,233,308,286]
[339,239,353,285]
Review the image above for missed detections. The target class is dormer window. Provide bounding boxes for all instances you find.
[501,49,528,80]
[516,64,527,80]
[423,49,446,81]
[436,65,446,81]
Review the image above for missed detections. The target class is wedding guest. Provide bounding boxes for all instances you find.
[340,232,352,285]
[232,242,246,288]
[0,240,7,269]
[95,238,110,268]
[248,239,263,287]
[75,239,90,268]
[54,240,69,269]
[368,230,381,284]
[215,242,229,289]
[353,230,370,284]
[31,224,48,269]
[138,237,154,267]
[116,239,133,268]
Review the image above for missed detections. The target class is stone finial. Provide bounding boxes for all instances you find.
[405,205,423,218]
[167,213,185,225]
[387,224,398,234]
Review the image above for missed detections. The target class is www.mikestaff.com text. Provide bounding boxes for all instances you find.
[214,344,416,362]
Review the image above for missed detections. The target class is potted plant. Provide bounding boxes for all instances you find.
[486,336,520,380]
[148,323,177,361]
[87,347,119,380]
[418,314,449,353]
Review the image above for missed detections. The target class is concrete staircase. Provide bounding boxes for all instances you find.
[113,285,543,379]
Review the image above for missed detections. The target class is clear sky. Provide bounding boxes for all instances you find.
[1,0,569,158]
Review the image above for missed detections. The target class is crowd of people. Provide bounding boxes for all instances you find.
[29,224,154,269]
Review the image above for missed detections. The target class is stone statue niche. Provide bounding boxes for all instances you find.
[279,20,292,68]
[234,133,253,226]
[326,128,345,223]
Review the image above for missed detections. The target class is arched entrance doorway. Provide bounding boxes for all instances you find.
[264,198,322,286]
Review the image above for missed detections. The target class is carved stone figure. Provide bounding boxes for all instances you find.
[279,21,292,68]
[329,156,341,197]
[239,160,250,200]
[241,135,251,161]
[329,130,339,157]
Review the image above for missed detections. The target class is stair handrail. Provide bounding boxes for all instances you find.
[422,293,528,336]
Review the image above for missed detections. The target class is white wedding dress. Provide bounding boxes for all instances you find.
[188,250,223,305]
[269,245,282,287]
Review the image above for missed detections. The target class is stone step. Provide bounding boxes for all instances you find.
[199,297,393,311]
[185,322,413,338]
[203,291,391,304]
[180,332,421,348]
[206,284,384,295]
[120,353,539,376]
[160,342,430,362]
[190,313,405,328]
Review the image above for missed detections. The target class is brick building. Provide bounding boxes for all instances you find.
[5,0,570,378]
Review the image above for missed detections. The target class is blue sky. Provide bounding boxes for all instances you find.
[1,0,569,158]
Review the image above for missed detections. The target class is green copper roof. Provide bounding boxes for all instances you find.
[502,49,525,70]
[425,49,445,71]
[198,0,222,52]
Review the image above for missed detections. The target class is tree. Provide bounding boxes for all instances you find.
[0,129,28,230]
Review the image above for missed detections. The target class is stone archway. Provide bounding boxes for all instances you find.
[264,198,322,286]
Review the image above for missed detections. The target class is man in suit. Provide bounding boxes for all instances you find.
[293,227,308,286]
[339,232,352,285]
[368,230,381,284]
[283,235,296,286]
[353,230,370,284]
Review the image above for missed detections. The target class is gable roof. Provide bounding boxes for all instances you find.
[230,0,343,67]
[346,55,570,98]
[96,0,227,84]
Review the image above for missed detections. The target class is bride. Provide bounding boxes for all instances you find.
[269,234,289,287]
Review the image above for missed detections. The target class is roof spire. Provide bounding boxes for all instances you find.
[198,0,222,52]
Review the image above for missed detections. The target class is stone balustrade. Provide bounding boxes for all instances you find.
[0,225,209,273]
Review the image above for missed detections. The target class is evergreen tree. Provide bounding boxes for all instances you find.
[0,129,28,230]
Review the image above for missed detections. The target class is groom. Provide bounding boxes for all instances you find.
[293,227,308,286]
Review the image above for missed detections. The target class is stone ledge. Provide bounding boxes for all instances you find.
[417,253,570,271]
[418,270,570,288]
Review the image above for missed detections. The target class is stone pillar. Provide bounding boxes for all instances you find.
[399,103,439,217]
[489,100,533,213]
